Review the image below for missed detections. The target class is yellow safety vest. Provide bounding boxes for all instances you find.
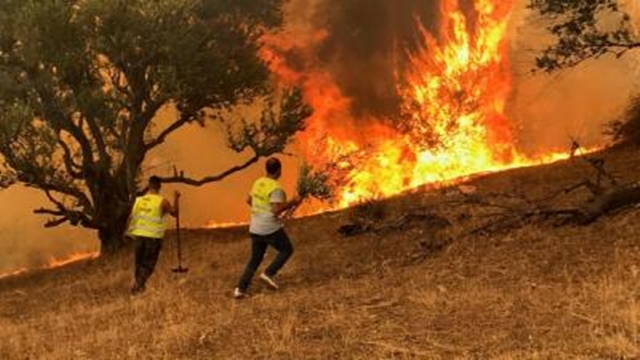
[251,177,282,215]
[127,194,166,239]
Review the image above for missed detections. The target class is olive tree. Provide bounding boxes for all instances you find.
[0,0,311,253]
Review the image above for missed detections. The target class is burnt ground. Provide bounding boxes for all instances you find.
[1,145,640,359]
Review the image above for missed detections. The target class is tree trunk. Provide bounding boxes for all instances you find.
[97,206,131,255]
[581,182,640,223]
[88,171,134,255]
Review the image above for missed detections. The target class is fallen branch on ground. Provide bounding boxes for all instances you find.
[465,149,640,234]
[338,207,451,237]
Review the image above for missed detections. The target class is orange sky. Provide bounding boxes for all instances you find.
[508,1,639,152]
[0,0,638,273]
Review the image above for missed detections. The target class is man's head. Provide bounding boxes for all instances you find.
[148,176,162,192]
[265,157,282,179]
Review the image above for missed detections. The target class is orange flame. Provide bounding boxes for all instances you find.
[0,268,28,280]
[0,251,99,280]
[204,220,246,229]
[259,0,590,213]
[46,251,100,268]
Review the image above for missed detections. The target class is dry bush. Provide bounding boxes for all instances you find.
[607,95,640,145]
[296,163,334,202]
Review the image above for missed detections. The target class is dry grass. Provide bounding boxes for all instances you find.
[1,145,640,359]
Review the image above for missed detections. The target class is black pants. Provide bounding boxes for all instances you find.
[134,236,163,288]
[237,229,294,291]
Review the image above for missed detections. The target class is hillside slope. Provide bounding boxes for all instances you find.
[1,145,640,359]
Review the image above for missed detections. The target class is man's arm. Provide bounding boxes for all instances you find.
[271,194,302,217]
[162,191,181,217]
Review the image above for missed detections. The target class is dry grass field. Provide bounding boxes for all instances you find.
[1,145,640,359]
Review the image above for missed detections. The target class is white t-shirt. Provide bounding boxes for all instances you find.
[249,188,286,236]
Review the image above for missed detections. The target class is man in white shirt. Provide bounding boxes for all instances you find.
[234,158,301,299]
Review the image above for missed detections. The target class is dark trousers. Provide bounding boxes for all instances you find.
[134,236,163,288]
[237,229,294,291]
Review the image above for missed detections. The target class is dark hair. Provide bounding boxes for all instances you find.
[148,176,162,191]
[265,157,282,176]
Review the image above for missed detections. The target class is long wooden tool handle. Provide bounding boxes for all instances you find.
[175,197,182,266]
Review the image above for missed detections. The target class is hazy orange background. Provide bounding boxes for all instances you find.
[0,0,638,273]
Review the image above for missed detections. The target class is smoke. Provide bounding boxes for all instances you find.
[280,0,639,149]
[307,0,441,118]
[282,0,487,119]
[507,1,639,153]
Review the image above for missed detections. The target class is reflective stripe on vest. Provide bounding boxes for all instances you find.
[251,177,282,215]
[127,194,166,239]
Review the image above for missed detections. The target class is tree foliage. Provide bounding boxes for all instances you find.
[528,0,639,71]
[0,0,311,252]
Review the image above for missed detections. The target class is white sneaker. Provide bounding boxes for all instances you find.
[259,273,279,290]
[233,287,246,299]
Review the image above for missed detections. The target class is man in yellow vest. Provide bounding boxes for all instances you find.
[234,158,301,299]
[127,176,180,294]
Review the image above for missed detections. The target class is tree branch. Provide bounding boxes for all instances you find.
[41,181,92,212]
[24,65,96,169]
[34,190,71,228]
[144,112,192,151]
[605,41,640,50]
[44,189,67,211]
[84,115,110,168]
[33,208,69,228]
[45,217,71,228]
[58,138,83,179]
[34,189,96,228]
[158,153,260,186]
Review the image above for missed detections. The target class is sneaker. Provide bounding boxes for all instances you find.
[259,273,279,290]
[233,287,246,299]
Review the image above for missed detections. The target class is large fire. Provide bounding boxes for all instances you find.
[0,1,595,276]
[262,0,578,211]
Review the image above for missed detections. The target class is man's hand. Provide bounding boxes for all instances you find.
[169,190,181,217]
[278,196,303,220]
[290,195,303,207]
[283,196,303,216]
